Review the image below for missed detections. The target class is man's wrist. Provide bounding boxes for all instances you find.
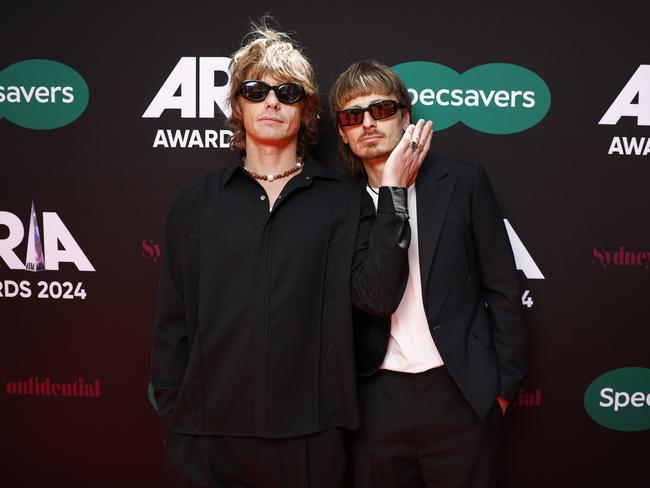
[380,178,402,187]
[377,186,408,214]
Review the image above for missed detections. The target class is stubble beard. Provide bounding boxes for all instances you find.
[358,137,395,164]
[363,146,391,163]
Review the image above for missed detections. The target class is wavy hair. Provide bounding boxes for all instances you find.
[227,18,319,156]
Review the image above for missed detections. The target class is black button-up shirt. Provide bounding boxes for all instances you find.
[151,155,410,438]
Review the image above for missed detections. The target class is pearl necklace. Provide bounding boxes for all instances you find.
[242,157,304,182]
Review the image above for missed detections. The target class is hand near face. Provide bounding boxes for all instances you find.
[381,119,433,188]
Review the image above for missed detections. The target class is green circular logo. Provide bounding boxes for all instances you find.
[584,367,650,432]
[391,62,551,134]
[0,59,89,130]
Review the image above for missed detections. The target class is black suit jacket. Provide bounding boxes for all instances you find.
[354,157,526,421]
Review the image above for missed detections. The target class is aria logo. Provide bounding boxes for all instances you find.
[391,62,551,134]
[599,65,650,156]
[0,201,95,272]
[0,59,89,130]
[142,57,233,149]
[503,219,543,310]
[504,219,544,280]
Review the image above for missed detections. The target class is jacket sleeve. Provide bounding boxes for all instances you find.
[149,190,190,432]
[351,186,411,316]
[471,163,526,402]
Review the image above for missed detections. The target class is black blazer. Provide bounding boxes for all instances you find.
[354,157,526,421]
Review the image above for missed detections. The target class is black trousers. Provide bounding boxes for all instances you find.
[165,428,346,488]
[351,367,503,488]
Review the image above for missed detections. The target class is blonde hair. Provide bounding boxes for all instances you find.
[227,18,319,155]
[329,60,412,175]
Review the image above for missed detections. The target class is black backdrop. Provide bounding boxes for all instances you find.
[2,1,649,486]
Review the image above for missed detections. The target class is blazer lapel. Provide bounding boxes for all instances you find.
[416,162,457,295]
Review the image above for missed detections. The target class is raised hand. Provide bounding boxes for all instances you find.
[381,119,433,188]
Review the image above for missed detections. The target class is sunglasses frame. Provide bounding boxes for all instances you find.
[337,100,404,127]
[239,80,306,104]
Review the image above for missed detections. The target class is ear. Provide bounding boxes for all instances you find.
[402,109,411,130]
[338,125,350,144]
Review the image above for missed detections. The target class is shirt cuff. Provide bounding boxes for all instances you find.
[377,186,408,214]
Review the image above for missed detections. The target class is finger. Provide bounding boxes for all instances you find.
[410,119,426,150]
[416,124,433,165]
[403,124,415,140]
[417,120,431,144]
[406,122,432,181]
[400,124,415,151]
[411,119,425,140]
[420,121,433,152]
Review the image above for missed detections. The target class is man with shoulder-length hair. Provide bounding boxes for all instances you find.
[150,22,428,487]
[330,60,526,488]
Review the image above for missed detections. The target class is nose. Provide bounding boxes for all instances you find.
[265,89,280,109]
[361,109,377,129]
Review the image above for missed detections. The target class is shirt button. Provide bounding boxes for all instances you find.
[260,195,266,201]
[277,195,282,199]
[305,176,311,181]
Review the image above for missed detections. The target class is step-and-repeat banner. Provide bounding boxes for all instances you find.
[2,2,649,487]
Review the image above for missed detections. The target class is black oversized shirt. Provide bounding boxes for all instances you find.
[151,155,410,438]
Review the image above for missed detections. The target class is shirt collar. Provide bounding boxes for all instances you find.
[221,152,341,187]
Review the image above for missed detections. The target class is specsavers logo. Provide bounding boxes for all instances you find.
[391,62,551,134]
[584,367,650,432]
[0,59,89,130]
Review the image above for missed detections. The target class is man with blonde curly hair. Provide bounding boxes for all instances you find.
[151,21,428,487]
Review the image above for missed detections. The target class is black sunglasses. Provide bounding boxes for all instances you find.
[239,80,306,104]
[337,100,404,127]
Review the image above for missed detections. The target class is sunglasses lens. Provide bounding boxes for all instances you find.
[240,81,305,104]
[241,81,270,101]
[338,109,363,126]
[370,101,398,120]
[276,83,305,104]
[338,100,400,127]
